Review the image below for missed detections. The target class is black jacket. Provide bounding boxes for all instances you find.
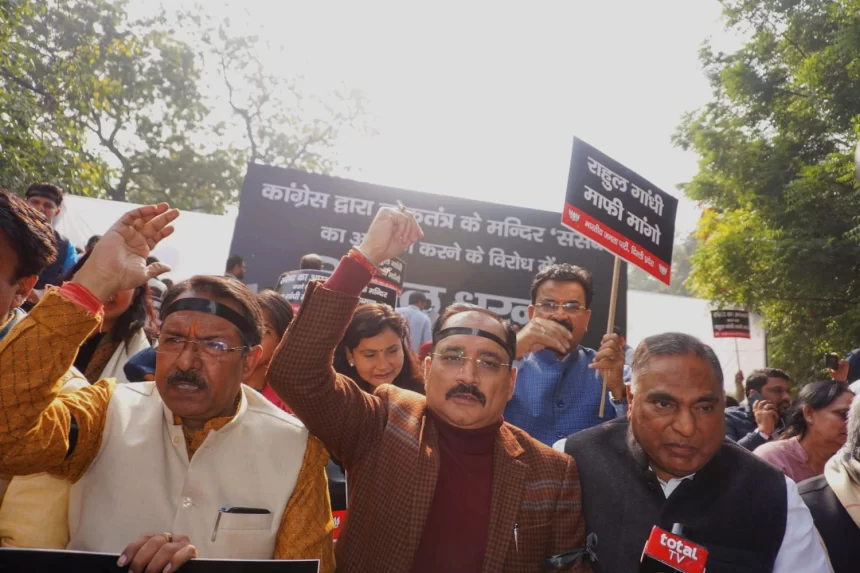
[724,399,785,451]
[798,474,859,573]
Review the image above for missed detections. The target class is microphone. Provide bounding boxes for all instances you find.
[639,524,708,573]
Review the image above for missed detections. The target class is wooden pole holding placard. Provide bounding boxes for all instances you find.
[734,338,741,372]
[598,256,623,418]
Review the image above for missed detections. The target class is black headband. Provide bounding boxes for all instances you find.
[162,298,257,342]
[433,327,515,362]
[25,190,61,204]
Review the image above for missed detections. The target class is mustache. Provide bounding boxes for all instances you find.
[167,369,209,389]
[445,383,486,406]
[552,318,573,332]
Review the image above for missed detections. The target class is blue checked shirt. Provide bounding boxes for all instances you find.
[504,347,631,446]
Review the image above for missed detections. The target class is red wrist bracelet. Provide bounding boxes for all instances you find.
[348,248,377,275]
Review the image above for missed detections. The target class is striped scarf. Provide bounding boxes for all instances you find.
[824,449,860,528]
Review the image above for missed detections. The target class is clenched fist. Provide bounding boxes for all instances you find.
[358,205,424,265]
[588,333,626,400]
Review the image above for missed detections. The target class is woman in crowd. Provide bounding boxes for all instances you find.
[333,303,425,395]
[755,380,854,482]
[247,289,295,411]
[62,253,153,383]
[799,393,860,573]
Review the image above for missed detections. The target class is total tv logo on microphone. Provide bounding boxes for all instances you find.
[640,526,708,573]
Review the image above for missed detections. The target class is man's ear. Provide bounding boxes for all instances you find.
[507,366,518,401]
[424,355,432,380]
[241,345,264,379]
[527,305,535,321]
[12,275,38,309]
[626,385,634,421]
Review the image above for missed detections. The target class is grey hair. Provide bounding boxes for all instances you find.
[846,394,860,463]
[631,332,724,393]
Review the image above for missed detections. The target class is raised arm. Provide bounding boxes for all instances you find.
[268,207,423,468]
[0,204,177,480]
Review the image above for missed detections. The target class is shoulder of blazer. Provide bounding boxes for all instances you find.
[375,384,428,415]
[500,422,574,473]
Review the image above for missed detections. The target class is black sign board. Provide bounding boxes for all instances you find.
[711,310,751,339]
[230,163,627,349]
[562,138,678,285]
[276,269,399,308]
[0,548,319,573]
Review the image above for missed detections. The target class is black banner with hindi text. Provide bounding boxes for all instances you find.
[230,164,627,350]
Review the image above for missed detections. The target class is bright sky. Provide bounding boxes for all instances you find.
[137,0,736,237]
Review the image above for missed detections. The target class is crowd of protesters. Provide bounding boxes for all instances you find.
[0,183,857,572]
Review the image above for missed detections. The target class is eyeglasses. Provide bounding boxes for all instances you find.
[534,301,588,314]
[155,336,246,359]
[431,352,510,376]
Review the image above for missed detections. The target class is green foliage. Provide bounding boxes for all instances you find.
[675,0,860,381]
[628,234,697,297]
[1,0,366,213]
[0,0,107,195]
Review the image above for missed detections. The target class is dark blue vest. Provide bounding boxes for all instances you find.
[35,229,71,289]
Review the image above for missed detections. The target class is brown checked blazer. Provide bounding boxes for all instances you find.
[268,280,592,573]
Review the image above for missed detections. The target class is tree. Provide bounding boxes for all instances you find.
[3,1,367,213]
[0,0,107,195]
[628,234,697,296]
[188,12,369,175]
[1,0,242,211]
[674,0,860,381]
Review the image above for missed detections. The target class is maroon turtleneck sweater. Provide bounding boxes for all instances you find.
[411,411,500,573]
[325,257,500,572]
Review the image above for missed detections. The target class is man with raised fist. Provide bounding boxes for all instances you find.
[269,206,592,572]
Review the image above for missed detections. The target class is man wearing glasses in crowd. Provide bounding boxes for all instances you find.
[504,264,629,447]
[0,205,333,572]
[269,207,591,572]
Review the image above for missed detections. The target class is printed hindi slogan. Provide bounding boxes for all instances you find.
[711,310,751,339]
[231,164,627,348]
[562,138,678,285]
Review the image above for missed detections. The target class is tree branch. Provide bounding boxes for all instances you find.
[287,124,335,169]
[218,51,258,162]
[769,295,857,305]
[0,69,51,101]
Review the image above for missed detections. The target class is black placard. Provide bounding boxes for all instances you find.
[711,310,751,339]
[275,269,398,308]
[0,548,319,573]
[230,163,626,349]
[562,138,678,285]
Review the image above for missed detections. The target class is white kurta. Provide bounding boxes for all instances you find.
[67,382,309,558]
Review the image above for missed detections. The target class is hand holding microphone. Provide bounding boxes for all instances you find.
[639,524,708,573]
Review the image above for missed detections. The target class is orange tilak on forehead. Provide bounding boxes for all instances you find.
[189,320,201,338]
